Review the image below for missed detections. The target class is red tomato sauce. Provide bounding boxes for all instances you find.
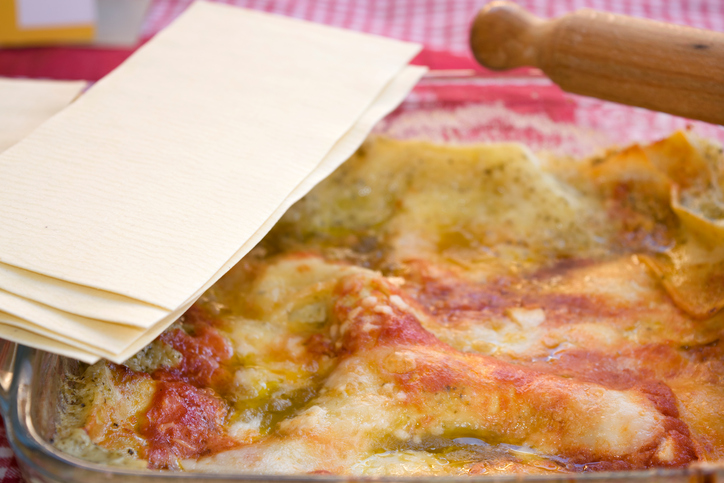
[141,306,239,468]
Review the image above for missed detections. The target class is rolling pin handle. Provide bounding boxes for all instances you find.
[469,1,545,71]
[469,1,724,125]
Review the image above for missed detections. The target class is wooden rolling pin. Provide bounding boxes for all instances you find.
[469,1,724,125]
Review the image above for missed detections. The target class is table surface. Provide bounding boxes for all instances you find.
[0,0,723,481]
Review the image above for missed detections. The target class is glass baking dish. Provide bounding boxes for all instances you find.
[1,73,723,483]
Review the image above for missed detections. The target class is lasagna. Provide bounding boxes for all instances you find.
[55,132,724,475]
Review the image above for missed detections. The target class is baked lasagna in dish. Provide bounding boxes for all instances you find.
[55,132,724,475]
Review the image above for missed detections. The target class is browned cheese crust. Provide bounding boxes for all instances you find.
[55,132,724,475]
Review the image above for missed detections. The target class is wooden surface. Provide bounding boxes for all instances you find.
[470,1,724,125]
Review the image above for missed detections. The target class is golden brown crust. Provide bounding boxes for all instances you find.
[56,133,724,474]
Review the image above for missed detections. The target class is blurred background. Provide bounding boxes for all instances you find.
[1,0,723,81]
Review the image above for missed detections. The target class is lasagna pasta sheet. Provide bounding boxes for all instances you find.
[0,64,425,363]
[0,319,99,364]
[0,78,86,153]
[0,3,423,360]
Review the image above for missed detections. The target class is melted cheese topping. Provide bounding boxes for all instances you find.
[55,133,724,475]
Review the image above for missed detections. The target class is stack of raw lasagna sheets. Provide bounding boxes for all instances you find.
[0,1,425,363]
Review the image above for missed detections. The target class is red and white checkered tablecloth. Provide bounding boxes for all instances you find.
[141,0,724,56]
[0,1,723,481]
